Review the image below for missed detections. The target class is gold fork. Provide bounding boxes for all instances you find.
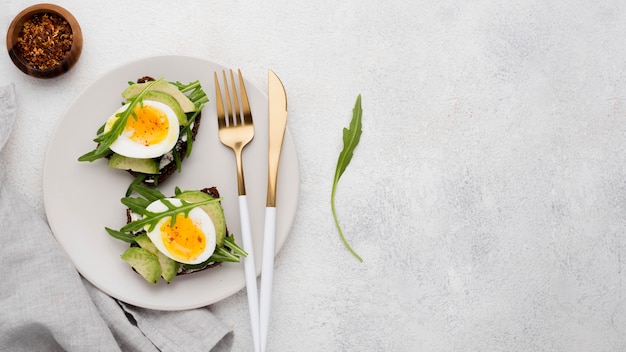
[215,69,260,352]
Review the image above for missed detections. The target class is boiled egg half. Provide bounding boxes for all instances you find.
[144,198,216,264]
[104,100,180,158]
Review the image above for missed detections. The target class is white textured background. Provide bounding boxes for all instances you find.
[3,0,626,351]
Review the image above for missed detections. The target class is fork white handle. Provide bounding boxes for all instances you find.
[239,195,261,352]
[259,206,276,352]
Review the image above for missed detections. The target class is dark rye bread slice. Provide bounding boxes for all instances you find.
[126,76,202,185]
[125,187,227,275]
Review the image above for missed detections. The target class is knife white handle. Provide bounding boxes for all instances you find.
[239,195,261,352]
[259,206,276,352]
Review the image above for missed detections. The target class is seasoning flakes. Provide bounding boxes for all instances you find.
[17,13,73,70]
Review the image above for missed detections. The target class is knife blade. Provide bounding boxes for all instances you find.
[259,69,288,352]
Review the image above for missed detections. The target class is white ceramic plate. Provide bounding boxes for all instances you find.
[43,56,299,310]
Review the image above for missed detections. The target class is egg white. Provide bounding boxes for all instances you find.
[105,100,180,159]
[144,198,216,265]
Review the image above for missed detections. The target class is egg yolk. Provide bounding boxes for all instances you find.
[160,214,206,263]
[126,104,170,146]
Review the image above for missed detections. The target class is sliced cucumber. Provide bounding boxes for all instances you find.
[108,154,159,174]
[176,190,227,247]
[122,81,196,113]
[134,234,180,283]
[120,247,162,284]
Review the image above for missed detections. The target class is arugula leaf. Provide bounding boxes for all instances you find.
[182,235,247,269]
[121,184,166,214]
[125,174,146,197]
[78,78,164,162]
[331,95,363,262]
[174,80,208,158]
[120,197,220,233]
[172,80,209,107]
[173,148,182,172]
[121,197,152,215]
[131,183,166,202]
[109,185,224,244]
[105,227,136,243]
[182,110,200,157]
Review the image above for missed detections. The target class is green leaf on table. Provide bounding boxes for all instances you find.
[331,94,363,262]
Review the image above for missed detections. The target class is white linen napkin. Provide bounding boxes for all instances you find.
[0,83,233,352]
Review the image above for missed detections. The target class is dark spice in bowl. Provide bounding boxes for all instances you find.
[17,13,73,71]
[6,4,82,78]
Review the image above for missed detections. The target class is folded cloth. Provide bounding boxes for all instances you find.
[0,83,16,151]
[0,83,233,352]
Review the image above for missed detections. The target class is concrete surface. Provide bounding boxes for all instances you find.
[2,0,626,351]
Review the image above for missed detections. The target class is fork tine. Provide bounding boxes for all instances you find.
[229,69,241,125]
[214,72,226,129]
[238,69,253,125]
[222,70,234,127]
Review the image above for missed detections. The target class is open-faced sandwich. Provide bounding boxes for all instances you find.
[106,184,246,284]
[78,76,208,185]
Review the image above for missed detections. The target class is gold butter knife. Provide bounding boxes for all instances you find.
[259,69,288,352]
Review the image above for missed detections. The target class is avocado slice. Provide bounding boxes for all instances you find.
[134,234,180,283]
[108,153,159,174]
[120,247,162,284]
[122,81,196,113]
[176,190,227,247]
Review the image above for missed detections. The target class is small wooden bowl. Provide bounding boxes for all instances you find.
[6,4,82,79]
